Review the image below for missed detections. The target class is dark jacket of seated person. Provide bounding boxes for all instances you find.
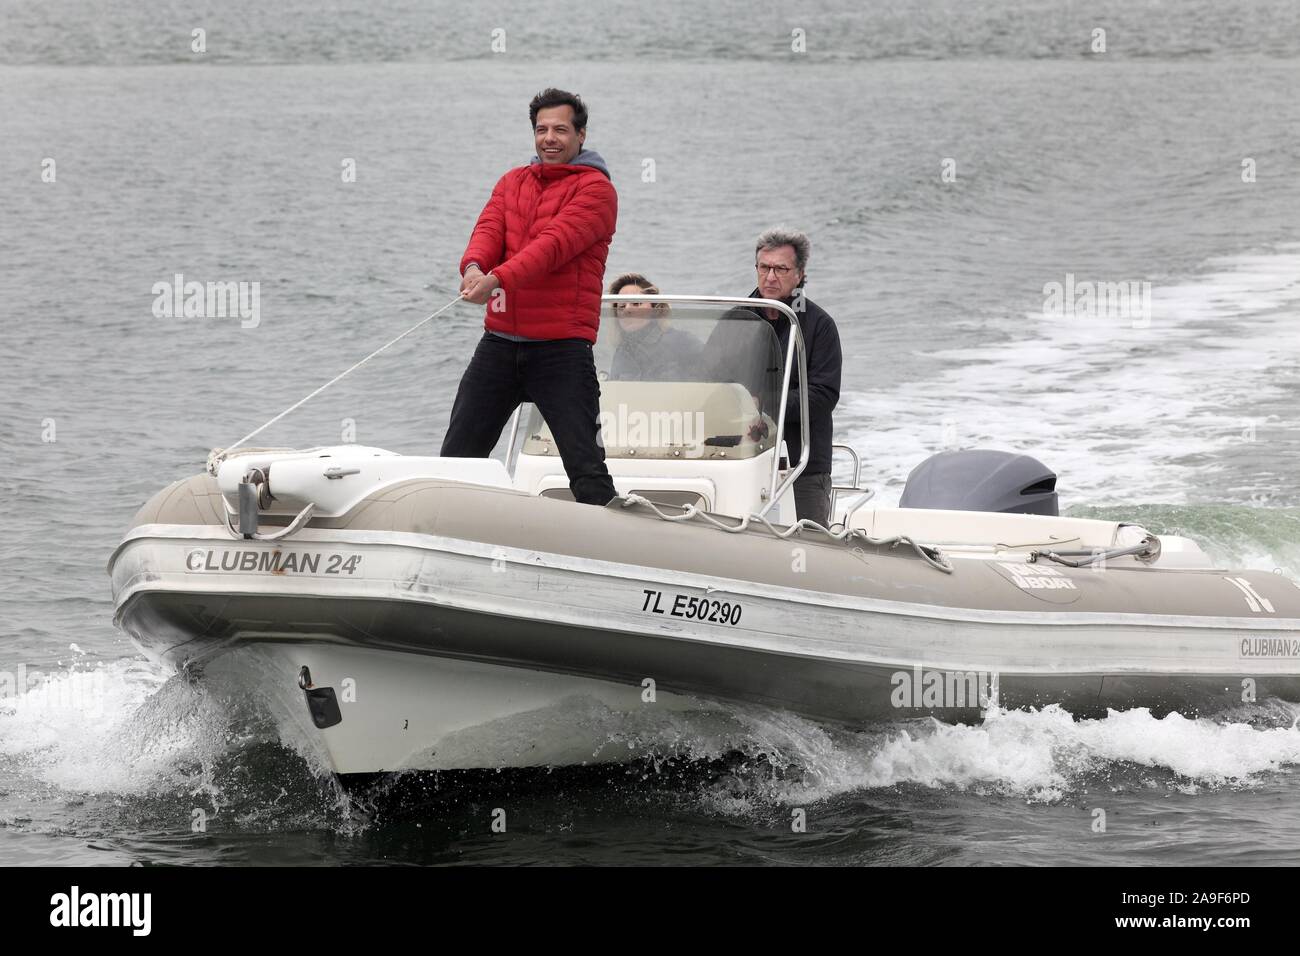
[701,289,842,476]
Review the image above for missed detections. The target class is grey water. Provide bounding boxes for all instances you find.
[1,0,1299,865]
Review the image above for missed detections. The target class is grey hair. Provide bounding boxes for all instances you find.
[755,227,810,272]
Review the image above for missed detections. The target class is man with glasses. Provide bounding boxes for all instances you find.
[706,228,842,525]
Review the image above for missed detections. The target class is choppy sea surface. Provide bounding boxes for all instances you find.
[1,0,1299,865]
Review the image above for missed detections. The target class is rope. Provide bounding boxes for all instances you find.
[207,294,465,475]
[618,493,954,573]
[1032,537,1161,568]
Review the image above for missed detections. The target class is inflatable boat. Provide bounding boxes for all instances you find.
[108,296,1300,779]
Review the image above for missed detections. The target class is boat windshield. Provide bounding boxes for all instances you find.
[521,300,785,461]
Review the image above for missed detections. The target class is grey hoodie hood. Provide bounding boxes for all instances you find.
[528,147,611,180]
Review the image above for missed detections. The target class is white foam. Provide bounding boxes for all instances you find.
[696,702,1300,810]
[6,664,1297,812]
[0,658,231,795]
[840,247,1300,506]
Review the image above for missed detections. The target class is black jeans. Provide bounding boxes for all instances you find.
[441,332,617,506]
[793,471,832,525]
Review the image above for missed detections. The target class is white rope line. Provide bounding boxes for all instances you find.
[207,294,465,475]
[618,493,954,573]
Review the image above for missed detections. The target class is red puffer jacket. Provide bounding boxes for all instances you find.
[460,149,617,343]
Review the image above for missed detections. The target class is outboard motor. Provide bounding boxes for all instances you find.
[899,450,1058,516]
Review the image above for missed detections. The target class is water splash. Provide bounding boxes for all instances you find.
[694,700,1300,812]
[0,658,351,835]
[5,660,1299,830]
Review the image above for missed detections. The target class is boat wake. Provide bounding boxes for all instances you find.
[840,246,1300,508]
[4,658,1298,830]
[694,700,1300,816]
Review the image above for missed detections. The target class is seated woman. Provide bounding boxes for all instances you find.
[607,273,703,381]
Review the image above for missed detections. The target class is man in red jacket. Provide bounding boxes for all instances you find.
[442,88,619,506]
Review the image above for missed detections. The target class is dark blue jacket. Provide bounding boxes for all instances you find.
[702,288,842,474]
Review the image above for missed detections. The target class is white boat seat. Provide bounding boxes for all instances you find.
[524,381,772,460]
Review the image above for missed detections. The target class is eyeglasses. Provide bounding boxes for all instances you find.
[756,264,794,276]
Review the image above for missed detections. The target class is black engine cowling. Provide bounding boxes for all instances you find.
[899,449,1058,516]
